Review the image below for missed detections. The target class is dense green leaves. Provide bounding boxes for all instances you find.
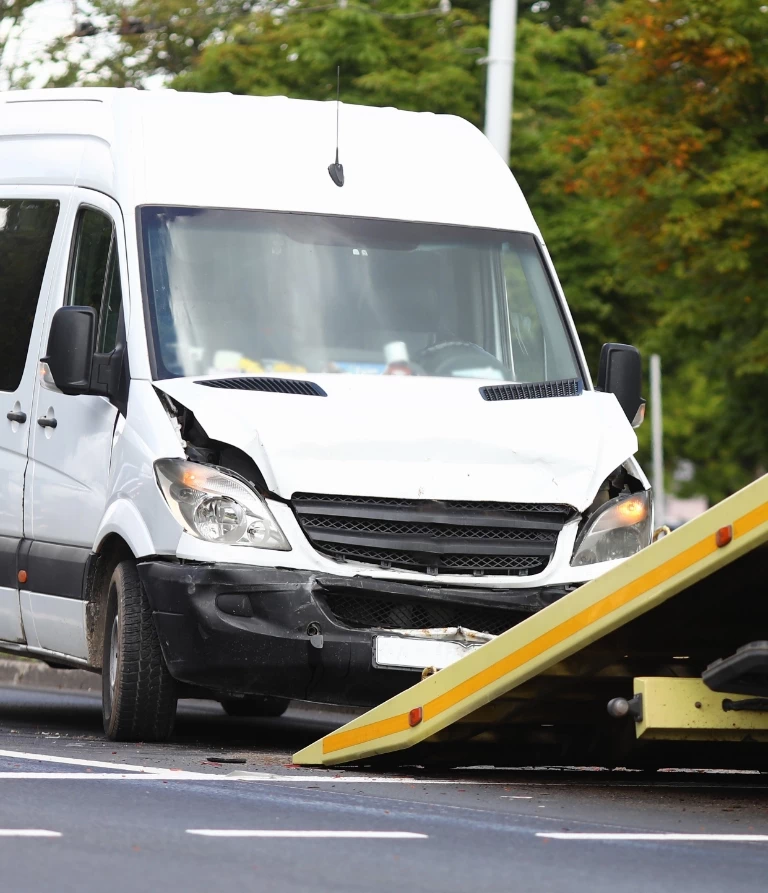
[563,0,768,500]
[0,0,47,87]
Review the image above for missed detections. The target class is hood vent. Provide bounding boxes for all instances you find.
[480,378,582,402]
[196,377,327,396]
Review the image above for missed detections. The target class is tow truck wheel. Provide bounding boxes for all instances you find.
[221,697,290,718]
[102,560,178,742]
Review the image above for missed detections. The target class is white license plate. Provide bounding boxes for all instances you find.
[373,635,482,671]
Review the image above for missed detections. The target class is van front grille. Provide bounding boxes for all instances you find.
[292,493,575,577]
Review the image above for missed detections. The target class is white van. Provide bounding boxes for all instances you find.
[0,88,651,740]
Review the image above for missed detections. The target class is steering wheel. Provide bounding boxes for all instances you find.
[415,341,508,378]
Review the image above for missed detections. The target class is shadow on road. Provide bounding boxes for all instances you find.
[0,685,356,754]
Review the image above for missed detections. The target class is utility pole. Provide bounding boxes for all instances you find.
[484,0,517,162]
[650,354,665,527]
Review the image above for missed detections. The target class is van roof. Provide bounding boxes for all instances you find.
[0,88,539,234]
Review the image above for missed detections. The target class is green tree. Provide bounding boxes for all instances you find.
[512,16,633,368]
[171,3,487,122]
[564,0,768,501]
[1,0,48,87]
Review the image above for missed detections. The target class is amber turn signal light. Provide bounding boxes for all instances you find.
[408,707,423,727]
[715,525,733,548]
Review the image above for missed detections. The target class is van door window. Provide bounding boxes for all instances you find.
[68,207,123,353]
[98,239,123,353]
[0,199,60,392]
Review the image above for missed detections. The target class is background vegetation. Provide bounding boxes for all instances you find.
[5,0,766,504]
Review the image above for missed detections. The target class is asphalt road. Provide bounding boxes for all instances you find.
[0,686,767,893]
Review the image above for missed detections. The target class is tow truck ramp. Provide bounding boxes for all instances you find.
[294,476,768,767]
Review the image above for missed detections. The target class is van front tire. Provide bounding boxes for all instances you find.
[102,560,177,742]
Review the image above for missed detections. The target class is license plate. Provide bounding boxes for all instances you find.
[373,635,482,671]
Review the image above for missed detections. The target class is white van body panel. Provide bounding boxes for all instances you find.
[19,591,88,659]
[94,497,156,559]
[0,185,71,540]
[0,90,540,231]
[0,588,24,643]
[135,94,539,232]
[0,185,73,643]
[97,381,187,557]
[154,378,636,509]
[25,190,124,546]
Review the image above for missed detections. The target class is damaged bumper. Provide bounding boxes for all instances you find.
[137,561,572,707]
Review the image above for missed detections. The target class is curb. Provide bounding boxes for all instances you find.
[0,658,99,693]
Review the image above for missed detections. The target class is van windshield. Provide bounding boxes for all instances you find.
[140,207,580,384]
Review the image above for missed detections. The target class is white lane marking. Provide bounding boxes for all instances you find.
[187,830,427,839]
[0,771,516,784]
[0,773,211,780]
[538,833,768,842]
[0,830,61,837]
[501,796,533,800]
[2,749,764,789]
[0,751,516,783]
[0,749,168,774]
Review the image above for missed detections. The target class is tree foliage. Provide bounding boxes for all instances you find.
[0,0,47,87]
[563,0,768,500]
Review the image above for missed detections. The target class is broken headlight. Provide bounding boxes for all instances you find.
[155,459,290,550]
[571,490,652,567]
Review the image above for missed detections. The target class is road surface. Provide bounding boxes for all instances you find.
[0,685,767,893]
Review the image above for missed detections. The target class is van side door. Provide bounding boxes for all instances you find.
[23,190,127,659]
[0,192,65,644]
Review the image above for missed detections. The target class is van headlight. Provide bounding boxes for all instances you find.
[571,491,652,567]
[155,459,290,550]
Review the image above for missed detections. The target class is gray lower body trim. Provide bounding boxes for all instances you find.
[19,541,91,600]
[0,536,19,590]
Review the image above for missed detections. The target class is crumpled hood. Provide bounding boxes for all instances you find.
[155,375,638,512]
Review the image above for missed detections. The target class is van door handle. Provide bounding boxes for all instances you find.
[6,410,26,423]
[37,416,57,429]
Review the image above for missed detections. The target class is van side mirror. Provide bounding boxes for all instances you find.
[44,306,127,407]
[43,306,97,395]
[597,343,643,425]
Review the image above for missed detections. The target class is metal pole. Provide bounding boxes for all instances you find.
[484,0,517,162]
[650,354,665,527]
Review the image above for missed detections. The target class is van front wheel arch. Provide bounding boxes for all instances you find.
[102,559,177,742]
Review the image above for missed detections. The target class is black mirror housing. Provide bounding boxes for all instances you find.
[597,343,643,423]
[43,306,97,395]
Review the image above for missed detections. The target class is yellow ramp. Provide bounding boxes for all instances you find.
[294,475,768,766]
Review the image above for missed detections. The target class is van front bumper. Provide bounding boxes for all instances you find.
[137,560,571,707]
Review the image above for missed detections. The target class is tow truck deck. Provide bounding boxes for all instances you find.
[294,475,768,768]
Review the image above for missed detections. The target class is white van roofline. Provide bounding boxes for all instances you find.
[0,88,540,234]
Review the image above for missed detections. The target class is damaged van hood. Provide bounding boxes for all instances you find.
[155,375,638,512]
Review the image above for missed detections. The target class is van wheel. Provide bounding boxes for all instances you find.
[102,560,177,742]
[221,697,290,718]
